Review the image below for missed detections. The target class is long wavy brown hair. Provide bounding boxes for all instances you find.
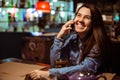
[75,3,112,65]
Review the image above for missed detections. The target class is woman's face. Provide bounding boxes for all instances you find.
[74,7,92,34]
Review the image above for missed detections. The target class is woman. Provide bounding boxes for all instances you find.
[28,3,112,80]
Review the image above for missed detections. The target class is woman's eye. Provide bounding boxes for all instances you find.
[84,16,91,20]
[76,13,91,20]
[77,14,81,17]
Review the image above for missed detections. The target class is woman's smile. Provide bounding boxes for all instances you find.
[76,21,85,29]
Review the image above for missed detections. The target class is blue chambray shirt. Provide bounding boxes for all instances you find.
[49,33,102,76]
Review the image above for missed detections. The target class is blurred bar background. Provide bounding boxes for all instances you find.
[0,0,120,75]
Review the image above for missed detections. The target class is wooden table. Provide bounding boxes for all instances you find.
[0,58,51,80]
[1,58,120,80]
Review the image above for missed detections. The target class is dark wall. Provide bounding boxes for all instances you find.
[111,41,120,75]
[0,32,54,64]
[0,32,32,59]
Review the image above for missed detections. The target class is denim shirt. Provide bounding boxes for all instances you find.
[49,33,102,76]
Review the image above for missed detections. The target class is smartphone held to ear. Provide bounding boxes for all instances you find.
[70,24,75,32]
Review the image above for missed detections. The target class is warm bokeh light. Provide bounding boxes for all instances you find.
[36,1,51,13]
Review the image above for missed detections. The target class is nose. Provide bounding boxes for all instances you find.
[75,17,84,24]
[78,16,84,22]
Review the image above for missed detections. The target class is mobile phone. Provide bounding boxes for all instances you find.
[70,24,75,32]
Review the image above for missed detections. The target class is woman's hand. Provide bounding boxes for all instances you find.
[28,70,52,80]
[56,20,74,39]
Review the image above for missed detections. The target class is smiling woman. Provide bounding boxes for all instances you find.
[26,3,113,80]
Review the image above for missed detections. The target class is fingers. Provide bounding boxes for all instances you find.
[28,70,50,80]
[64,25,72,31]
[63,20,75,31]
[64,20,74,28]
[30,73,39,80]
[57,20,75,39]
[28,70,41,80]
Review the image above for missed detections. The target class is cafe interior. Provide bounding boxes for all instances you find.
[0,0,120,80]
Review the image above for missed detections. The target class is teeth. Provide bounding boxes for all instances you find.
[77,22,82,27]
[78,25,83,28]
[76,21,84,28]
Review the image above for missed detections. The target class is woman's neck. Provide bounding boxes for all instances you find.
[78,32,87,41]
